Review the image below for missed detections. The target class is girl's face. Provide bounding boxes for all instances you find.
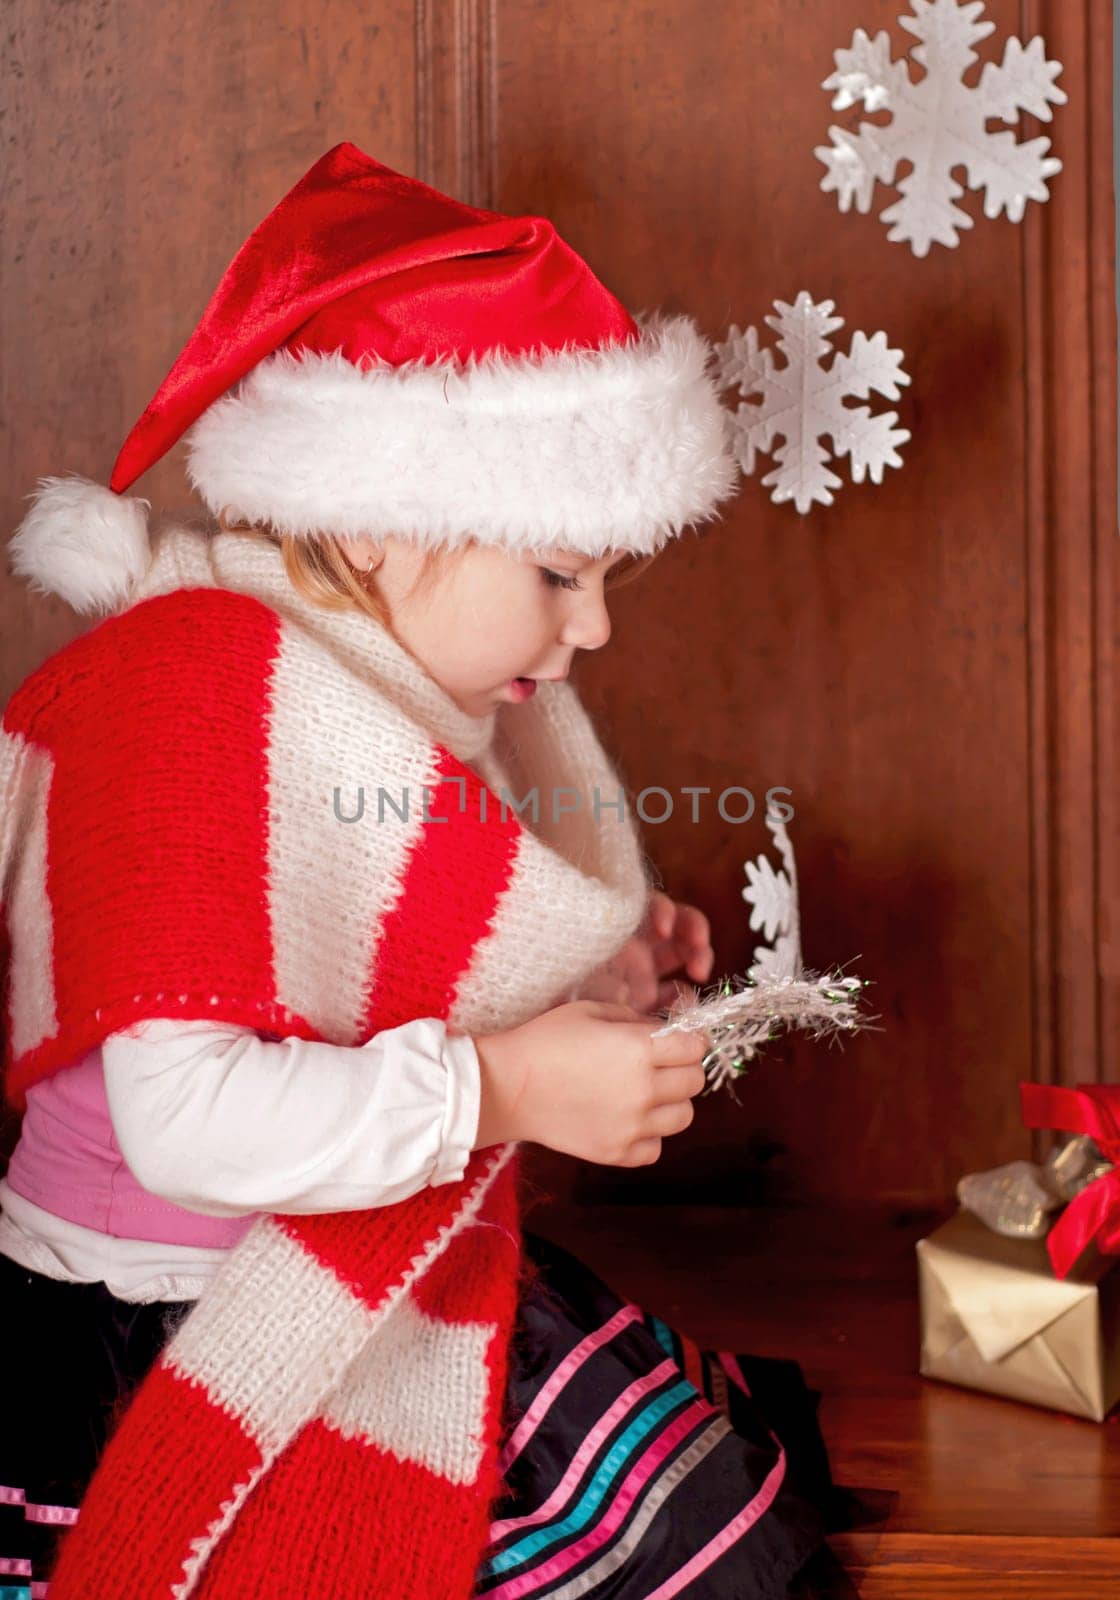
[341,536,623,717]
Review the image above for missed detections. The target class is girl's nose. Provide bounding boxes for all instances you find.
[559,590,612,651]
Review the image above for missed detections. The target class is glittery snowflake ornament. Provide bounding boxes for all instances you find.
[652,814,872,1098]
[713,292,910,514]
[817,0,1066,257]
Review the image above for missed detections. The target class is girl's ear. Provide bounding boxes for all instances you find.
[337,535,384,573]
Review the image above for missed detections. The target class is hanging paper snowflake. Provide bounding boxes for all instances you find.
[713,291,910,514]
[743,813,800,982]
[652,813,873,1098]
[816,0,1066,257]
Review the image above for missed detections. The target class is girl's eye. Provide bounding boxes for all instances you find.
[541,568,582,591]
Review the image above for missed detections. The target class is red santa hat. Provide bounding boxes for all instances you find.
[9,141,739,615]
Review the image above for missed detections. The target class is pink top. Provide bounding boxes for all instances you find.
[0,1015,482,1301]
[6,1045,254,1249]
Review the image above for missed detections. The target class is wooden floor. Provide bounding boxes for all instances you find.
[525,1193,1120,1598]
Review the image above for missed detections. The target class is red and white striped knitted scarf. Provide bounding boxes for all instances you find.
[0,523,652,1598]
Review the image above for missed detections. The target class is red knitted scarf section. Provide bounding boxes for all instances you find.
[0,565,649,1598]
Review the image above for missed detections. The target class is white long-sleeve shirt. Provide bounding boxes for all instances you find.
[0,1015,483,1302]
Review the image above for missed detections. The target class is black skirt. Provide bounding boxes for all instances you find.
[0,1232,853,1598]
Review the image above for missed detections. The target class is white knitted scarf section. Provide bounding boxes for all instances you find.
[120,517,655,1040]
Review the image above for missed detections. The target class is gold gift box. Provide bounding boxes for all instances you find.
[917,1208,1120,1422]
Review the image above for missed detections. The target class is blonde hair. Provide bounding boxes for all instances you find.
[218,510,661,626]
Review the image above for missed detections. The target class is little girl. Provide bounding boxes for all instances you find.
[1,143,841,1598]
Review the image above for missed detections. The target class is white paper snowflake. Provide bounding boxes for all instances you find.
[652,812,870,1096]
[816,0,1066,257]
[713,292,910,514]
[743,812,801,982]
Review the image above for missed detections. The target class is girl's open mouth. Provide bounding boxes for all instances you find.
[509,677,537,700]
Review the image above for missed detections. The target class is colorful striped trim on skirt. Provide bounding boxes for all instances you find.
[1,1232,834,1598]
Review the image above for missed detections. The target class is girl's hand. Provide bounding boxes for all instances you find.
[473,999,711,1164]
[574,890,715,1014]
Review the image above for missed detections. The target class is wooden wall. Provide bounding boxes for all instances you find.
[2,1,1116,1207]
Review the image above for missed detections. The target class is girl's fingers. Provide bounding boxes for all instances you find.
[648,891,675,941]
[648,1024,711,1067]
[673,902,710,954]
[648,903,711,971]
[631,898,717,1001]
[652,935,714,986]
[648,1061,709,1105]
[684,944,715,983]
[651,927,698,977]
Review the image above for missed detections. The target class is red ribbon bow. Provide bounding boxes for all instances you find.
[1019,1083,1120,1279]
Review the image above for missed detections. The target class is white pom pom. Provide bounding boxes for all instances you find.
[7,474,151,616]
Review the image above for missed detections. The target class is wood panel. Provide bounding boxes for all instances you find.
[2,1,1115,1208]
[0,0,418,1168]
[0,0,418,695]
[1024,0,1119,1121]
[495,0,1117,1205]
[415,0,497,206]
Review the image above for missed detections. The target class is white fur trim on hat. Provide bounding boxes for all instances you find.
[184,312,740,556]
[7,476,151,616]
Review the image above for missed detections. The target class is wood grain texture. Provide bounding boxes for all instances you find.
[1,1,1116,1208]
[0,0,417,696]
[493,0,1117,1205]
[832,1534,1120,1598]
[1023,0,1119,1116]
[415,0,497,205]
[529,1199,1120,1592]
